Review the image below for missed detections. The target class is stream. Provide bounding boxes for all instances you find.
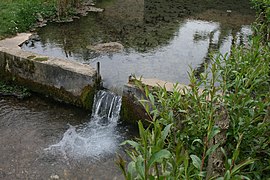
[1,0,255,179]
[22,0,255,89]
[0,92,130,179]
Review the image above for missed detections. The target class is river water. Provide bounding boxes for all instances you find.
[0,92,130,179]
[2,0,255,179]
[22,0,255,89]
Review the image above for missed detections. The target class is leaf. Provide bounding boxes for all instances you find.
[208,126,220,141]
[192,139,203,146]
[116,155,127,178]
[224,170,231,180]
[190,154,201,170]
[121,140,141,152]
[206,143,220,157]
[184,151,189,179]
[214,177,224,180]
[231,158,255,176]
[127,161,136,179]
[135,155,145,179]
[138,121,146,146]
[161,123,172,141]
[148,149,172,168]
[149,93,155,105]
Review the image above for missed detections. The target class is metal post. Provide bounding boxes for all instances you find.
[97,62,101,88]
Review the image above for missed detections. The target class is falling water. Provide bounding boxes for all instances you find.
[45,90,122,160]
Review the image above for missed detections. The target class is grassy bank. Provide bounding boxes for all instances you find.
[0,0,57,39]
[0,0,84,40]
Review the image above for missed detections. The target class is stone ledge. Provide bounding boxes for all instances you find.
[121,77,219,123]
[0,33,98,110]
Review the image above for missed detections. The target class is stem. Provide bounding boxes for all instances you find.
[155,163,160,179]
[200,141,207,173]
[144,158,147,180]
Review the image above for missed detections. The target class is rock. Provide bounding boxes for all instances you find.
[36,13,43,22]
[226,10,232,16]
[29,34,41,41]
[50,174,59,179]
[87,6,104,12]
[86,42,124,53]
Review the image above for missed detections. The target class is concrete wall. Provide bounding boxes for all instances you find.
[121,77,206,124]
[0,33,98,110]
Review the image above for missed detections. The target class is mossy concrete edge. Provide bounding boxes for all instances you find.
[0,33,98,110]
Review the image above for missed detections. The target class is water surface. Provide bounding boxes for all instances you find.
[0,95,130,179]
[22,0,255,89]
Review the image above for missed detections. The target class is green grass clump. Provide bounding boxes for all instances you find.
[0,0,56,39]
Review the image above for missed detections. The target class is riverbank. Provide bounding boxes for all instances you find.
[0,0,55,40]
[0,0,101,40]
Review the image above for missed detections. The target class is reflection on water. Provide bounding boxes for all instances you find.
[0,96,129,179]
[22,0,255,89]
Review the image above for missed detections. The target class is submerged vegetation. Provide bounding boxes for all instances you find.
[118,0,270,179]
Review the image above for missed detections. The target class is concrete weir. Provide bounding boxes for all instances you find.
[121,78,192,123]
[121,77,210,124]
[0,33,98,110]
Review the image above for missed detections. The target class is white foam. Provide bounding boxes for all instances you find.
[45,90,122,160]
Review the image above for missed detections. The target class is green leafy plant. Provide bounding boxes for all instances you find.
[118,20,269,180]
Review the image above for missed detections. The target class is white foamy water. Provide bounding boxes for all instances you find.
[45,90,122,160]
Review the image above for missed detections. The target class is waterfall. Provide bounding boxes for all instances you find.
[45,90,122,160]
[92,90,122,125]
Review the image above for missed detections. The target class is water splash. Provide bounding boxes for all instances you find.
[45,90,122,160]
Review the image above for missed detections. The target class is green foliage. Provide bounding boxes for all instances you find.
[0,0,57,39]
[216,34,270,178]
[0,0,83,39]
[251,0,270,42]
[118,26,269,180]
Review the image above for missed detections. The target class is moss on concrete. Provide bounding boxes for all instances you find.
[34,57,48,61]
[27,55,36,59]
[1,68,96,110]
[80,85,96,110]
[120,95,148,125]
[0,52,6,78]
